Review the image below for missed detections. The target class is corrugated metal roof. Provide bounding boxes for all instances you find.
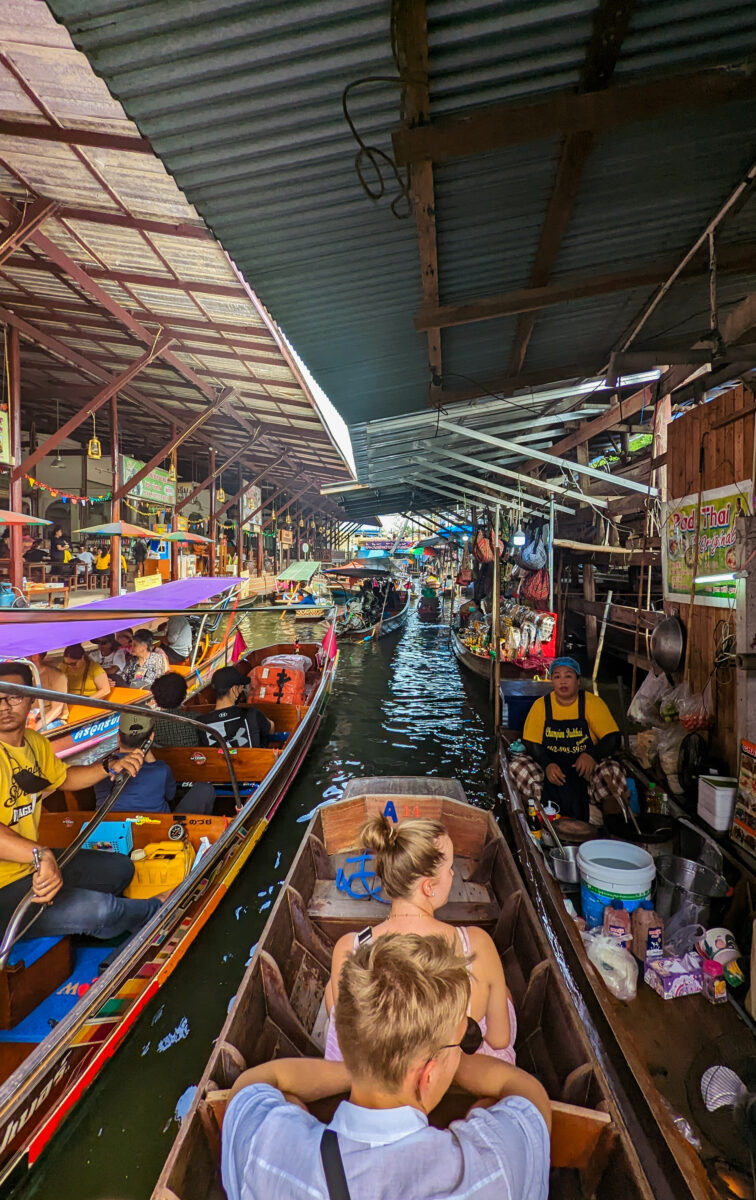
[0,0,352,503]
[45,0,756,495]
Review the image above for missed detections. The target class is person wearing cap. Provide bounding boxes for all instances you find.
[514,657,625,822]
[90,633,129,685]
[121,629,168,690]
[201,666,274,750]
[94,712,215,815]
[0,662,160,941]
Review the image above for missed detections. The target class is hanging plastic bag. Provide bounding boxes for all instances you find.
[519,566,550,605]
[673,680,713,732]
[627,669,673,728]
[583,929,638,1000]
[516,523,548,571]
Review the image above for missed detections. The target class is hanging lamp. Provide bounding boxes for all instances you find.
[298,515,304,528]
[285,511,292,526]
[217,484,226,504]
[167,462,177,483]
[87,411,102,460]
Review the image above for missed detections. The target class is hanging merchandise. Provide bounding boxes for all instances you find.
[516,521,548,571]
[25,476,111,505]
[167,462,177,482]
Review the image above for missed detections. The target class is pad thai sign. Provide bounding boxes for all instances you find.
[662,481,751,608]
[121,455,176,506]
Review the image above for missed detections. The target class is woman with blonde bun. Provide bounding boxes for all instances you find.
[324,814,515,1062]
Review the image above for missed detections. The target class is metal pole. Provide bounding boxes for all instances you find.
[110,393,121,598]
[7,328,22,594]
[170,425,179,583]
[492,505,501,730]
[548,497,555,611]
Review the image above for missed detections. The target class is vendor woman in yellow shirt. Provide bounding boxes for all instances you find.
[521,657,622,822]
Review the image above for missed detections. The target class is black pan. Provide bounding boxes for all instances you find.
[603,811,676,844]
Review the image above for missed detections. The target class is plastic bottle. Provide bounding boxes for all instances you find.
[702,959,727,1005]
[603,899,631,942]
[526,800,541,839]
[631,899,664,962]
[646,784,659,814]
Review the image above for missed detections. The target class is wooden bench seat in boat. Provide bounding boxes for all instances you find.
[184,700,303,733]
[152,746,280,783]
[0,936,74,1031]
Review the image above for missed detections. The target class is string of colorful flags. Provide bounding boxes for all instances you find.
[24,475,111,504]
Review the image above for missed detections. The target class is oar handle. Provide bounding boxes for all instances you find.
[0,734,154,969]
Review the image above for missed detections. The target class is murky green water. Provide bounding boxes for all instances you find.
[13,604,495,1200]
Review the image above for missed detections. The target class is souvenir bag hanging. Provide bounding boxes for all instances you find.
[516,521,548,571]
[520,565,550,604]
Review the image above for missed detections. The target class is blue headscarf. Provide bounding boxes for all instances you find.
[549,656,581,678]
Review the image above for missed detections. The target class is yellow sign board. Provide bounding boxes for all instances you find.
[134,573,163,592]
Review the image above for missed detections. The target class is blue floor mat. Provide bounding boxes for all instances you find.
[0,945,107,1043]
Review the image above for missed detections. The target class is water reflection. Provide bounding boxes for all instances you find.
[13,604,495,1200]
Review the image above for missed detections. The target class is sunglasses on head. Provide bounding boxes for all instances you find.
[437,1016,483,1057]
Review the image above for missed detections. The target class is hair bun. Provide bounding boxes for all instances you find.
[359,815,396,855]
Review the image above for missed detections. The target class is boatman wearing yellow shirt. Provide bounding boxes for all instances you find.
[517,657,625,822]
[0,661,162,940]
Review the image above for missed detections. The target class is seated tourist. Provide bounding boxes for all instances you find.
[90,633,129,684]
[223,934,550,1200]
[150,673,198,747]
[27,652,68,727]
[121,629,167,689]
[324,815,515,1062]
[93,546,111,581]
[0,662,160,939]
[161,616,193,665]
[201,666,274,749]
[94,713,214,814]
[23,539,48,563]
[513,657,626,823]
[61,644,111,700]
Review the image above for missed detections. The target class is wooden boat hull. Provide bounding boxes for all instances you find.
[338,592,410,642]
[154,776,653,1200]
[498,751,745,1200]
[294,607,327,621]
[0,641,338,1189]
[451,626,546,682]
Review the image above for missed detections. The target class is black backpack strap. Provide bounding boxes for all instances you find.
[320,1129,352,1200]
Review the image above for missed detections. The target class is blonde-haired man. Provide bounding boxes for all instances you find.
[222,934,550,1200]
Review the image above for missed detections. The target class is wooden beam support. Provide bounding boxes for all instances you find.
[394,0,442,386]
[0,198,59,267]
[392,68,756,165]
[508,0,635,376]
[520,384,654,476]
[175,438,258,513]
[214,460,285,523]
[58,206,211,240]
[258,482,317,533]
[0,118,152,154]
[7,327,22,592]
[415,240,756,331]
[11,333,175,482]
[111,396,227,504]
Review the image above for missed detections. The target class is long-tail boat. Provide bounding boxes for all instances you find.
[0,631,338,1190]
[498,750,756,1200]
[0,578,243,761]
[152,776,656,1200]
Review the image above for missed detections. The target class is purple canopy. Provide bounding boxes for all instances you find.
[0,577,242,660]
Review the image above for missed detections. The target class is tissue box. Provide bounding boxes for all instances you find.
[644,953,703,999]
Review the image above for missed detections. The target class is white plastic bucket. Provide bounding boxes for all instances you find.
[577,839,656,927]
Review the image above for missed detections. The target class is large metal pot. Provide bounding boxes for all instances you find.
[654,854,729,924]
[650,616,686,675]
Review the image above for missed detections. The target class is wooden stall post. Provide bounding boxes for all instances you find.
[208,447,216,578]
[110,393,121,596]
[7,328,22,593]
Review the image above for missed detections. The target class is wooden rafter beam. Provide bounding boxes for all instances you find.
[0,118,152,154]
[508,0,635,377]
[392,67,756,166]
[0,199,59,267]
[3,254,241,297]
[12,333,175,481]
[418,240,756,331]
[394,0,442,388]
[57,206,212,240]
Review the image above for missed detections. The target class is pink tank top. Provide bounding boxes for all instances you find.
[324,926,517,1064]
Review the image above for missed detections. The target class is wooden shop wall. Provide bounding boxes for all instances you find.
[666,383,753,771]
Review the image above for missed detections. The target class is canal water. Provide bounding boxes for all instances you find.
[13,604,496,1200]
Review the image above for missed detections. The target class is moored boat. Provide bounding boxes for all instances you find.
[0,578,243,761]
[498,751,756,1200]
[152,776,656,1200]
[336,590,410,641]
[0,632,338,1189]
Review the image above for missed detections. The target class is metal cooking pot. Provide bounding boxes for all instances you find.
[650,616,686,675]
[654,854,729,924]
[548,844,580,884]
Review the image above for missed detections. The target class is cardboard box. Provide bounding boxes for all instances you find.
[644,952,703,999]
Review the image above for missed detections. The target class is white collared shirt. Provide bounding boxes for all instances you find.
[222,1084,548,1200]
